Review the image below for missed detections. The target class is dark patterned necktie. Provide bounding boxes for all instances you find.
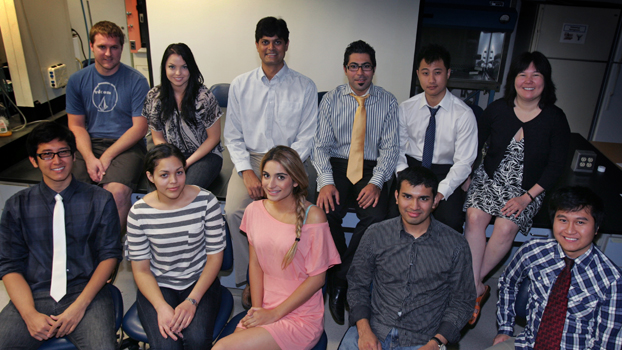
[421,107,439,169]
[534,257,574,350]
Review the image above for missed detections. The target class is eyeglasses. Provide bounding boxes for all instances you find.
[37,150,73,160]
[346,63,373,72]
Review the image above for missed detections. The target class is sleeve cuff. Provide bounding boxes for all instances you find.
[437,182,453,199]
[369,175,384,190]
[348,305,372,327]
[395,162,408,174]
[497,325,514,336]
[234,161,252,175]
[436,321,461,344]
[317,173,335,190]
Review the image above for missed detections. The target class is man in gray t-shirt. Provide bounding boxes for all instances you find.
[66,20,149,231]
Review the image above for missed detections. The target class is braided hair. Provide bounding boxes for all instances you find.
[260,146,309,269]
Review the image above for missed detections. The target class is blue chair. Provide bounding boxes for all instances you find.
[515,278,531,320]
[209,84,230,108]
[38,284,123,350]
[122,219,234,345]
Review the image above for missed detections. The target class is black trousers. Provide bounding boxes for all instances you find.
[324,158,389,286]
[388,156,466,233]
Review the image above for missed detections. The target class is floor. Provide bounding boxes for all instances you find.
[0,257,525,350]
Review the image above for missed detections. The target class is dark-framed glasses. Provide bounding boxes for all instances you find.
[347,63,373,72]
[37,150,73,160]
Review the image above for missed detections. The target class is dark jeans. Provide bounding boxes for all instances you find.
[0,283,116,350]
[325,158,389,286]
[136,279,221,350]
[185,152,223,190]
[388,156,466,233]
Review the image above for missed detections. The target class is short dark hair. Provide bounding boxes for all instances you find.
[255,17,289,43]
[396,166,438,199]
[89,20,124,46]
[143,144,186,176]
[343,40,376,68]
[549,186,605,230]
[504,51,556,109]
[416,44,451,70]
[26,121,76,158]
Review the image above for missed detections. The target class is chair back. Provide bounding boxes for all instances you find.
[515,278,531,319]
[318,91,327,106]
[221,220,233,271]
[210,84,230,108]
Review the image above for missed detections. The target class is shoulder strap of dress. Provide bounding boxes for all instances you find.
[303,204,316,225]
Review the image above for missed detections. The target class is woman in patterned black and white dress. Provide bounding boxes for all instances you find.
[463,52,570,324]
[143,43,223,189]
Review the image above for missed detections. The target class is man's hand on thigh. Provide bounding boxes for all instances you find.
[24,311,55,341]
[49,302,87,338]
[357,184,380,209]
[318,185,340,213]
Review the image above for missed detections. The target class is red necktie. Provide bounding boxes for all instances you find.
[534,257,574,350]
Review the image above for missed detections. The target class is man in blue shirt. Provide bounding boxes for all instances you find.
[313,40,399,324]
[0,122,122,349]
[489,186,622,349]
[66,20,150,232]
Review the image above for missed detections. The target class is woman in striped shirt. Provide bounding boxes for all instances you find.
[126,144,226,349]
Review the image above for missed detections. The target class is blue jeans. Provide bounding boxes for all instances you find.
[136,279,221,350]
[185,153,223,190]
[339,326,424,350]
[0,283,116,350]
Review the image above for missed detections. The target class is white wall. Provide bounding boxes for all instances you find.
[146,0,420,103]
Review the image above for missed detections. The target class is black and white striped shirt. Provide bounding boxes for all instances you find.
[312,84,399,190]
[126,189,226,290]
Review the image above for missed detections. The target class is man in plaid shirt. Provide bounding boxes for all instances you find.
[488,186,622,349]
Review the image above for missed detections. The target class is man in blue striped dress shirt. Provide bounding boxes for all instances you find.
[312,40,399,325]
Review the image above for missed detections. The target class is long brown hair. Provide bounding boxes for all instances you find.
[260,146,309,269]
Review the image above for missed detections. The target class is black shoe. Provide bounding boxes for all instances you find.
[329,285,346,325]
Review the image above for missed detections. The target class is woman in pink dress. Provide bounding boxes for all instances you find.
[214,146,340,350]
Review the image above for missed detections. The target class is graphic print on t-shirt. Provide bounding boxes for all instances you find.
[92,82,118,112]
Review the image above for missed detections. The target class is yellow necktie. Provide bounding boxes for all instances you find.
[347,93,369,184]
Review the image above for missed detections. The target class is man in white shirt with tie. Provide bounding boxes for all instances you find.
[396,44,478,233]
[223,16,318,303]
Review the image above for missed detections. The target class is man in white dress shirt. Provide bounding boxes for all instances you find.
[223,16,318,302]
[396,45,478,232]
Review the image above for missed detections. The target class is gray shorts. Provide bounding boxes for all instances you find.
[73,138,146,190]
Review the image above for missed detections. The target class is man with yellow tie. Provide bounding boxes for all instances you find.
[312,40,399,325]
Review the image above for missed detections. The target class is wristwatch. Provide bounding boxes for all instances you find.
[185,297,197,306]
[431,336,447,350]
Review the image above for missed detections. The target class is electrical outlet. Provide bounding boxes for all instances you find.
[571,149,597,173]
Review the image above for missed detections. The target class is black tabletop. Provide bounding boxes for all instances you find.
[532,133,622,235]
